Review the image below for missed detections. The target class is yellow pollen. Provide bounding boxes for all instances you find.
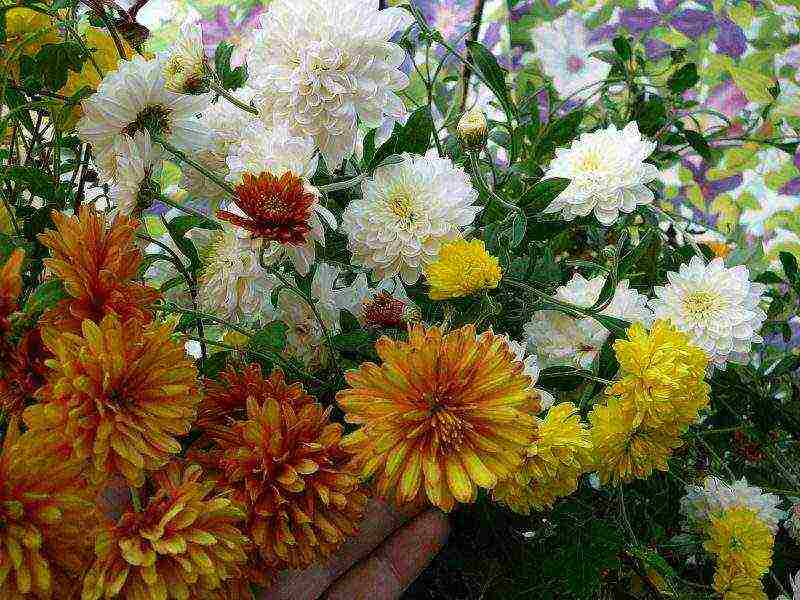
[682,290,720,318]
[388,192,415,221]
[430,409,465,450]
[580,150,603,171]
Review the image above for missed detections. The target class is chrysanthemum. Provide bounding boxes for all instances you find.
[705,506,774,581]
[248,0,412,168]
[342,151,480,284]
[588,395,684,486]
[0,248,23,326]
[681,476,785,534]
[425,239,502,300]
[108,130,163,216]
[610,321,710,428]
[23,314,200,487]
[197,364,314,430]
[203,387,369,570]
[0,423,96,599]
[542,122,658,225]
[198,224,277,322]
[38,207,161,332]
[82,463,250,600]
[224,121,336,275]
[163,20,208,94]
[649,256,768,366]
[712,568,768,600]
[493,402,592,514]
[337,324,539,512]
[76,54,210,179]
[336,273,414,329]
[524,274,652,369]
[0,328,49,421]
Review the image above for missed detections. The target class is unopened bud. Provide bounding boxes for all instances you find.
[457,108,488,151]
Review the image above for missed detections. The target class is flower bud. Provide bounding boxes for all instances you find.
[457,108,488,151]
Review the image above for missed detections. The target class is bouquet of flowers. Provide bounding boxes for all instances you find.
[1,0,799,598]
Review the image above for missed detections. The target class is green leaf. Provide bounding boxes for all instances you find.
[370,107,433,168]
[466,41,513,115]
[509,213,526,248]
[249,321,288,354]
[766,355,800,378]
[200,351,231,378]
[667,63,699,94]
[24,280,68,316]
[520,178,570,213]
[332,331,372,352]
[593,313,630,334]
[754,270,784,284]
[635,98,667,137]
[612,36,632,61]
[537,110,584,158]
[164,215,219,272]
[214,42,247,91]
[684,129,713,162]
[779,251,800,293]
[36,42,86,91]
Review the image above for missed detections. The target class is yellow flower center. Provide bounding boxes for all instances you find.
[430,408,466,451]
[388,190,416,221]
[123,105,172,137]
[682,290,720,318]
[580,150,603,171]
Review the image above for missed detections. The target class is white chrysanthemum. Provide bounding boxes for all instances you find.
[498,334,555,411]
[524,274,652,369]
[680,476,786,533]
[542,122,658,225]
[163,20,207,93]
[77,54,211,180]
[531,10,611,101]
[198,225,277,321]
[247,0,412,168]
[222,120,337,276]
[342,151,480,284]
[785,502,800,543]
[649,256,768,366]
[181,87,259,201]
[108,130,163,216]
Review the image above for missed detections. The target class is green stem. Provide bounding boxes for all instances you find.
[152,134,236,197]
[130,487,142,512]
[157,194,221,228]
[318,174,366,193]
[207,77,259,116]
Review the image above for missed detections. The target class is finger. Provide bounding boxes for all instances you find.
[259,499,425,600]
[323,508,450,600]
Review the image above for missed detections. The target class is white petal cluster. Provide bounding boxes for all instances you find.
[649,256,768,366]
[77,54,211,180]
[222,121,337,276]
[108,130,163,216]
[197,225,277,322]
[543,122,658,225]
[524,273,652,369]
[163,20,207,93]
[785,502,800,544]
[181,87,259,201]
[680,476,786,533]
[497,334,555,411]
[342,151,480,284]
[247,0,412,168]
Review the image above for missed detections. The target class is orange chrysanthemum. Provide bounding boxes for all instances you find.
[1,249,24,385]
[197,364,314,430]
[23,314,200,487]
[37,206,160,332]
[337,324,539,512]
[82,463,250,600]
[203,372,368,571]
[218,171,316,244]
[0,422,97,599]
[0,328,49,420]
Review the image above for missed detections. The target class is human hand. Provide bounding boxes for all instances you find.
[260,499,450,600]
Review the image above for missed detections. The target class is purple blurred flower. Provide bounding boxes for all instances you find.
[200,5,265,61]
[620,9,661,35]
[671,9,716,39]
[781,178,800,195]
[656,0,680,13]
[706,80,749,119]
[645,38,671,59]
[715,18,747,58]
[795,148,800,170]
[417,0,474,52]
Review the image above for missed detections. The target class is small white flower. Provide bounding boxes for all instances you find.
[649,256,768,366]
[108,130,163,216]
[342,151,480,284]
[222,121,336,276]
[542,122,658,226]
[181,87,259,201]
[681,476,786,533]
[524,274,652,369]
[497,334,555,411]
[197,225,277,322]
[531,11,611,101]
[163,20,207,93]
[247,0,412,168]
[77,54,211,180]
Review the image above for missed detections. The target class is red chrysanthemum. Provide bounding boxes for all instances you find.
[218,171,316,244]
[37,206,160,333]
[361,291,409,329]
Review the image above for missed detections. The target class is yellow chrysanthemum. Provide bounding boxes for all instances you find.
[337,324,538,512]
[23,314,200,487]
[425,239,502,300]
[712,566,768,600]
[704,506,774,581]
[1,8,60,81]
[493,402,592,514]
[610,320,710,428]
[0,422,96,599]
[588,395,684,486]
[82,463,250,600]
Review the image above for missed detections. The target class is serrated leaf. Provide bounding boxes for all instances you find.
[369,107,433,168]
[466,41,513,116]
[520,178,570,213]
[214,41,247,91]
[779,251,799,293]
[249,321,287,354]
